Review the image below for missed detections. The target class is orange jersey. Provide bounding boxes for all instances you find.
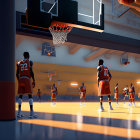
[80,86,86,93]
[18,59,31,78]
[37,91,41,96]
[51,87,57,94]
[129,86,135,100]
[114,86,118,93]
[97,65,110,81]
[129,86,135,93]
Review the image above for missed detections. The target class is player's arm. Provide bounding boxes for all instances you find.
[108,70,112,81]
[79,86,82,93]
[97,66,101,86]
[30,61,35,81]
[30,61,35,87]
[56,88,58,95]
[114,88,116,93]
[133,86,135,95]
[16,63,19,80]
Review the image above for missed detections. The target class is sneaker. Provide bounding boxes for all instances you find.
[29,111,38,118]
[17,111,24,118]
[109,105,113,110]
[98,106,104,112]
[80,102,82,106]
[116,103,119,107]
[133,102,135,107]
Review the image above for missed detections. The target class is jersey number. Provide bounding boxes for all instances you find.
[20,63,28,71]
[104,69,108,76]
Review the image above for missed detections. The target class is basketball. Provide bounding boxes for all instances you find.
[118,0,134,4]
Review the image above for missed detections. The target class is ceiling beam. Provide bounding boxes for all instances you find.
[131,8,140,17]
[128,52,140,58]
[85,48,108,62]
[68,46,81,54]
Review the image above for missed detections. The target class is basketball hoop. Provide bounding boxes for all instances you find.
[49,22,72,45]
[48,72,56,81]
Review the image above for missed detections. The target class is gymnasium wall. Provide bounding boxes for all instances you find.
[16,37,140,96]
[16,62,140,96]
[16,38,140,73]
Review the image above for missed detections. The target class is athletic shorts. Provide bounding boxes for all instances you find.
[51,93,56,99]
[38,93,41,97]
[129,93,134,99]
[18,77,32,95]
[98,80,111,96]
[80,92,86,99]
[114,93,119,99]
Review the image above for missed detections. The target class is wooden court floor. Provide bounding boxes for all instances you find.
[1,102,140,140]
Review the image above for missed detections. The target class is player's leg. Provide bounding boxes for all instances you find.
[28,94,37,118]
[116,98,119,106]
[53,98,56,105]
[37,94,40,101]
[38,95,40,101]
[99,96,104,111]
[83,97,86,106]
[108,95,113,110]
[39,95,41,101]
[17,95,23,117]
[80,93,82,106]
[132,93,135,106]
[116,93,119,106]
[132,98,135,106]
[123,95,126,104]
[129,97,132,106]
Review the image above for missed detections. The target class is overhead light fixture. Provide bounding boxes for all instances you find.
[136,81,140,84]
[71,82,78,86]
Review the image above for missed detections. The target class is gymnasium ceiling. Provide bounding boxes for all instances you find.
[16,34,140,62]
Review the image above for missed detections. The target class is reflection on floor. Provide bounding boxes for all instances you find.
[1,102,140,140]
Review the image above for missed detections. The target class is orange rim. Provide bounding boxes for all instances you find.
[50,21,72,32]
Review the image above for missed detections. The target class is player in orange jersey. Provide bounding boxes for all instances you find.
[37,89,41,101]
[80,83,86,106]
[129,83,135,106]
[97,59,113,112]
[51,83,58,105]
[16,52,37,118]
[114,83,119,106]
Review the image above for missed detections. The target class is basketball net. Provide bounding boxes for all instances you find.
[49,24,72,45]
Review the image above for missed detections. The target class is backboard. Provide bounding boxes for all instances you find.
[40,0,104,32]
[40,0,58,16]
[42,42,56,57]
